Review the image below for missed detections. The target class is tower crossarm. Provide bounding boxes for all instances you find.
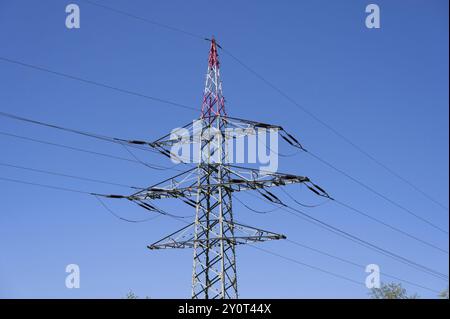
[148,221,286,250]
[113,115,305,159]
[99,165,329,201]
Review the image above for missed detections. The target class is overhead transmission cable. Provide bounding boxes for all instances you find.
[75,0,448,213]
[94,195,161,223]
[3,109,446,236]
[243,184,448,255]
[1,56,446,232]
[0,111,160,154]
[238,191,448,281]
[0,173,443,295]
[0,174,190,222]
[283,239,441,294]
[0,90,447,258]
[250,242,443,295]
[0,130,181,172]
[278,186,448,254]
[0,56,197,113]
[0,161,144,190]
[248,244,363,287]
[234,195,282,214]
[80,0,206,40]
[281,204,448,281]
[0,111,188,171]
[250,131,448,235]
[220,46,449,213]
[0,3,446,290]
[305,149,448,235]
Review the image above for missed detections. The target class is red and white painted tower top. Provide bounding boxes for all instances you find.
[201,37,226,120]
[208,37,220,68]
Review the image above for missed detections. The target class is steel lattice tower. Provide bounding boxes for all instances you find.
[98,38,329,299]
[192,38,237,298]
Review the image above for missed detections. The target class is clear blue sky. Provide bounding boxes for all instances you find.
[0,0,448,298]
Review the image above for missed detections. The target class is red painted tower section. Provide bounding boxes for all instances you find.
[200,37,226,121]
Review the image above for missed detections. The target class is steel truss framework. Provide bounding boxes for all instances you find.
[97,38,329,299]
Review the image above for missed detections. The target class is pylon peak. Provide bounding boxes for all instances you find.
[208,37,220,68]
[201,37,226,119]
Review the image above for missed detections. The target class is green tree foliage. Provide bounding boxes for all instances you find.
[369,282,419,299]
[125,290,139,299]
[124,290,150,299]
[439,288,449,299]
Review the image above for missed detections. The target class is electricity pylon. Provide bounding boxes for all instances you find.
[97,38,329,299]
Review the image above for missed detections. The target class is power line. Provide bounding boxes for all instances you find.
[279,185,331,208]
[0,110,193,172]
[281,204,448,281]
[251,133,448,236]
[0,111,118,143]
[234,195,282,214]
[2,171,439,294]
[333,198,448,254]
[280,183,448,254]
[0,111,161,155]
[248,244,363,287]
[80,0,205,40]
[1,153,445,296]
[244,186,448,255]
[0,111,194,171]
[103,184,439,293]
[220,47,449,213]
[0,130,181,171]
[0,56,198,112]
[284,239,441,294]
[251,243,441,295]
[7,106,442,238]
[4,110,445,240]
[78,0,449,213]
[0,108,446,280]
[6,110,444,238]
[79,1,450,235]
[305,149,448,234]
[0,174,168,223]
[1,3,446,298]
[147,191,443,294]
[135,190,443,295]
[94,195,160,223]
[0,161,143,190]
[1,59,446,235]
[118,142,178,171]
[0,175,92,195]
[236,189,448,281]
[0,174,190,222]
